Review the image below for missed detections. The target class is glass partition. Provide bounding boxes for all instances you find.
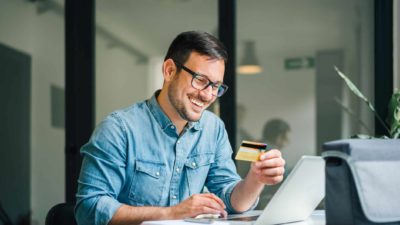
[236,0,375,209]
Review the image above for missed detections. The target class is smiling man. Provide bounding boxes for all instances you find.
[75,31,285,225]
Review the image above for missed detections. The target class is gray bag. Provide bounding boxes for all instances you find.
[322,139,400,225]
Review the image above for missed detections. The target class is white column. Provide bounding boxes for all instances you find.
[148,56,164,97]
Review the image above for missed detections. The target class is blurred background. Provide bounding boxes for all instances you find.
[1,0,399,224]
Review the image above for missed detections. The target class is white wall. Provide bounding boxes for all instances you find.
[95,36,149,123]
[95,14,162,123]
[0,1,65,224]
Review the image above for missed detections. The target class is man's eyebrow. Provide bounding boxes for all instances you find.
[197,71,223,84]
[207,75,223,85]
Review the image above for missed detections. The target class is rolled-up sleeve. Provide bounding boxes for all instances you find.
[205,121,258,214]
[75,113,127,225]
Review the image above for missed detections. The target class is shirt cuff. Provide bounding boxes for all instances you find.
[96,196,123,225]
[222,180,239,214]
[223,181,259,214]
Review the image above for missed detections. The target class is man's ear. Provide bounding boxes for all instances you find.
[162,59,177,82]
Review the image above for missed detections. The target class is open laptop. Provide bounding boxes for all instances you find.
[227,155,325,225]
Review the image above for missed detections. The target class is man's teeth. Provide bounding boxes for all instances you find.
[190,97,204,107]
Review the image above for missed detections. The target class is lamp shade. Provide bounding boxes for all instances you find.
[238,41,262,74]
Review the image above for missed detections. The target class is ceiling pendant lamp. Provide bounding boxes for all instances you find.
[238,40,262,75]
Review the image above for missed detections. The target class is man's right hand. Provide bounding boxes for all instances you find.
[108,193,227,225]
[168,193,227,219]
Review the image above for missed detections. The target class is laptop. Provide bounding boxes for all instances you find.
[227,155,325,225]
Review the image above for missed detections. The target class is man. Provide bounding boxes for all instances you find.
[75,31,285,225]
[262,118,291,150]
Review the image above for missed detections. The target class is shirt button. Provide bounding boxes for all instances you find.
[170,125,175,129]
[176,168,180,173]
[155,172,160,176]
[172,195,177,199]
[192,162,196,167]
[177,140,181,144]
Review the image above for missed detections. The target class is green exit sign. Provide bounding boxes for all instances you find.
[284,57,314,70]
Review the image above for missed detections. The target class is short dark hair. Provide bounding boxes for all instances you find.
[262,119,290,142]
[164,31,228,71]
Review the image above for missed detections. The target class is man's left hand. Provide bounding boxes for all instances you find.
[249,149,285,185]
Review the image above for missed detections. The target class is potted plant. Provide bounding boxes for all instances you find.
[335,67,400,139]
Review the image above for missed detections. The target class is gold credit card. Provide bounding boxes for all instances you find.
[235,141,267,162]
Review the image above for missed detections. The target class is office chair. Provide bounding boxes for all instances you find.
[45,203,77,225]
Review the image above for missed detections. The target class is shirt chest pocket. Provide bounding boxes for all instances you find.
[129,159,166,206]
[184,153,215,195]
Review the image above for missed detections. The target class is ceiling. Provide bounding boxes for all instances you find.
[95,0,368,60]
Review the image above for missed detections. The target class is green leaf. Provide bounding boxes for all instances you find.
[387,90,400,138]
[333,97,373,134]
[334,66,391,135]
[335,67,373,108]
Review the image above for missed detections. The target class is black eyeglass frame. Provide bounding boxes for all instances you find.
[173,60,229,97]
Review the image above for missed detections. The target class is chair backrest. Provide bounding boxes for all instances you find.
[45,203,77,225]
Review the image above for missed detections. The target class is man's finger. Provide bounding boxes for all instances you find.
[201,197,225,211]
[260,149,282,160]
[258,167,285,176]
[262,175,284,185]
[202,193,226,209]
[193,207,226,218]
[254,157,285,168]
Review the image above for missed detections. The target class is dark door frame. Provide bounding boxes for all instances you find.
[65,0,95,203]
[374,0,393,137]
[219,0,237,151]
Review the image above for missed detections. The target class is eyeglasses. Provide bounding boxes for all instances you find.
[173,60,229,97]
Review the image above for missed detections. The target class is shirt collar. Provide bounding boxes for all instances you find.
[187,120,201,131]
[147,90,201,131]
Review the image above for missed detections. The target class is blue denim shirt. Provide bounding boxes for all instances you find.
[75,92,245,225]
